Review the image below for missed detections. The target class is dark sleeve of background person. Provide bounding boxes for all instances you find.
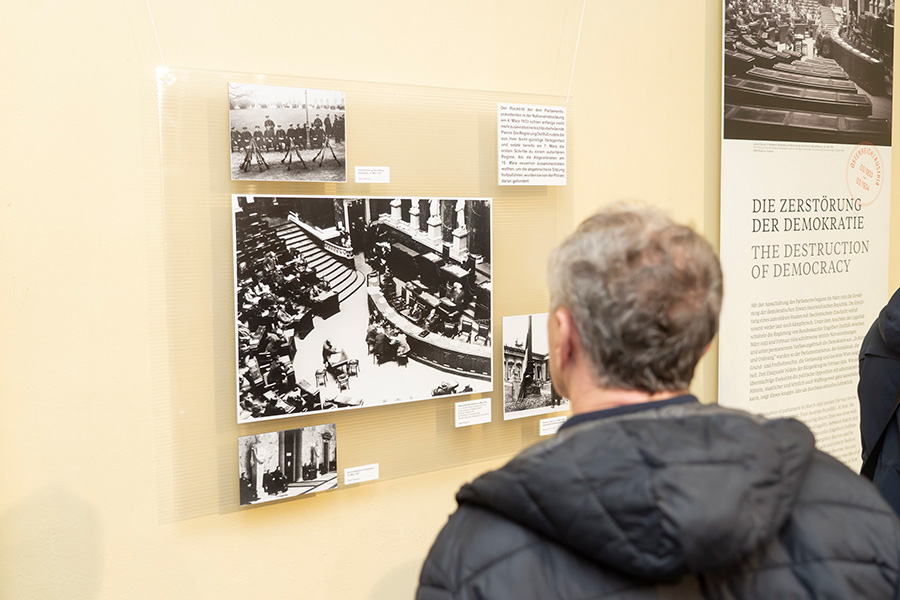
[859,287,900,516]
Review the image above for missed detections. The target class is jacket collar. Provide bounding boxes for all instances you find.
[559,394,699,432]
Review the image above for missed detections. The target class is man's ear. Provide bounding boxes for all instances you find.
[553,306,576,370]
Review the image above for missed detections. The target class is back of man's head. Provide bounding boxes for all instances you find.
[547,204,722,393]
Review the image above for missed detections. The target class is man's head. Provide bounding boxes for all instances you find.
[547,204,722,396]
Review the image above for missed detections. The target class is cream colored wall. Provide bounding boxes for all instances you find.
[1,1,896,598]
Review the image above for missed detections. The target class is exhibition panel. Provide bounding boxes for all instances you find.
[719,1,893,468]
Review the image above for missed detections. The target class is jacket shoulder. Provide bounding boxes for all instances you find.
[790,450,900,565]
[417,504,704,600]
[705,450,900,599]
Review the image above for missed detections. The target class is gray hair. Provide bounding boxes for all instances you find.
[547,204,722,393]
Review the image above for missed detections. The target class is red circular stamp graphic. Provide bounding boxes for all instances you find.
[846,142,884,207]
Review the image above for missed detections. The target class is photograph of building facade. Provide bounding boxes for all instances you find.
[239,423,337,506]
[502,313,567,420]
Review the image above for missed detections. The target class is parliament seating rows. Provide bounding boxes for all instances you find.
[743,66,858,92]
[785,58,849,77]
[236,212,337,419]
[358,226,491,383]
[828,29,889,95]
[366,221,491,348]
[366,288,492,382]
[726,0,815,50]
[724,2,890,145]
[724,103,891,145]
[725,75,872,117]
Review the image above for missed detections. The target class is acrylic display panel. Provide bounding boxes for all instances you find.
[154,66,573,520]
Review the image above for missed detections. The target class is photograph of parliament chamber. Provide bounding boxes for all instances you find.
[724,0,892,145]
[502,312,568,420]
[234,194,493,423]
[229,82,347,182]
[238,423,337,506]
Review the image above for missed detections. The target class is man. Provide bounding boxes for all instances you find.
[286,123,298,148]
[230,126,240,151]
[373,327,390,363]
[417,205,900,599]
[263,125,275,152]
[334,115,345,143]
[859,287,900,516]
[275,124,287,151]
[392,330,410,363]
[297,122,308,149]
[310,121,324,149]
[239,126,252,150]
[265,357,291,393]
[321,338,346,369]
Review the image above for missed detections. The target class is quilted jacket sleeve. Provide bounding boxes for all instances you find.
[417,556,455,600]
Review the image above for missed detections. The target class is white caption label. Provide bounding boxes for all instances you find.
[498,103,566,186]
[355,166,390,183]
[344,463,380,485]
[539,416,568,436]
[455,398,492,428]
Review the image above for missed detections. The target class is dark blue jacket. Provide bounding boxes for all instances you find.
[418,402,900,599]
[860,287,900,516]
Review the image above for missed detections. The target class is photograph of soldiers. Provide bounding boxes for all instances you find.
[229,82,347,182]
[502,312,568,420]
[233,194,493,424]
[238,423,337,506]
[723,0,892,145]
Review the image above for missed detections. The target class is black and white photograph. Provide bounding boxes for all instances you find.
[234,194,493,424]
[229,82,347,182]
[239,423,337,506]
[723,1,892,145]
[502,313,568,420]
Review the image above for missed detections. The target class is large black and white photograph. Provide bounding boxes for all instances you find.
[234,194,493,424]
[229,82,346,182]
[239,423,337,506]
[723,1,892,145]
[502,313,567,420]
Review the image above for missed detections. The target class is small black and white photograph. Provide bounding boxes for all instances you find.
[239,423,337,506]
[234,194,493,424]
[502,313,568,420]
[229,82,346,182]
[723,1,892,145]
